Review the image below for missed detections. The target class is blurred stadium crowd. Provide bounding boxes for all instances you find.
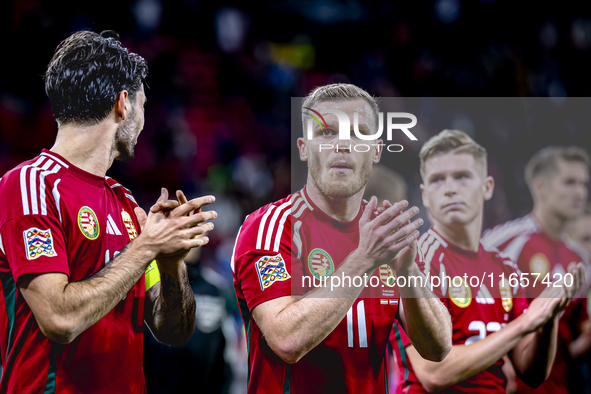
[1,0,591,392]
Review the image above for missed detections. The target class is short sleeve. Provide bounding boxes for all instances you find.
[233,210,305,311]
[235,249,304,311]
[1,214,69,283]
[390,318,412,348]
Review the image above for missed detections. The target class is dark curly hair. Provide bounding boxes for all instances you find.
[44,30,148,125]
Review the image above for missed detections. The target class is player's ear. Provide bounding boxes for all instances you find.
[297,137,308,162]
[532,178,545,201]
[372,139,383,164]
[483,175,495,201]
[115,90,130,120]
[420,183,430,208]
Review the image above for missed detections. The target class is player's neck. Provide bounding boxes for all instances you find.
[50,120,117,178]
[433,216,482,253]
[306,176,364,222]
[532,205,566,242]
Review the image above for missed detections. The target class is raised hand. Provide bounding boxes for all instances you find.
[134,188,217,261]
[357,196,423,271]
[523,262,586,333]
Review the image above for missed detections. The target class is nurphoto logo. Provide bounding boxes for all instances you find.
[302,108,418,153]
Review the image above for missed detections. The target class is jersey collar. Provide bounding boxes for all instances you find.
[302,185,364,233]
[41,149,105,187]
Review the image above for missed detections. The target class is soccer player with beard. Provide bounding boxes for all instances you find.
[0,31,216,393]
[231,83,453,394]
[392,130,586,393]
[482,146,590,394]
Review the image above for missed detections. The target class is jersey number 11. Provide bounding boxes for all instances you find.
[346,300,368,348]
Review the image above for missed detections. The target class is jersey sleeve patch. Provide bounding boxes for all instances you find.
[23,227,57,260]
[255,253,291,291]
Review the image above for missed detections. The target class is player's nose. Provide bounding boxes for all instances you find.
[443,177,458,196]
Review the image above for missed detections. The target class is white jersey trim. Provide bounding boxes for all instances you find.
[41,152,69,169]
[20,156,64,218]
[481,214,539,248]
[264,201,290,251]
[51,179,63,223]
[501,234,531,263]
[39,162,62,216]
[293,220,303,260]
[20,156,46,215]
[230,216,248,273]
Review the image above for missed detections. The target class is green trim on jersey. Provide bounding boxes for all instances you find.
[0,271,16,358]
[238,298,252,385]
[384,359,389,393]
[43,343,56,394]
[283,364,291,394]
[393,323,409,382]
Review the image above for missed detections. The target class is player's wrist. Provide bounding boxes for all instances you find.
[348,249,376,274]
[129,234,159,263]
[517,312,546,335]
[395,262,420,277]
[156,255,185,272]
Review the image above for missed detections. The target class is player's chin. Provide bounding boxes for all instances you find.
[114,145,136,162]
[444,212,469,224]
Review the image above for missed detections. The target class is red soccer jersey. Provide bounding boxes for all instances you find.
[0,150,147,393]
[482,214,588,394]
[392,228,528,394]
[231,186,402,394]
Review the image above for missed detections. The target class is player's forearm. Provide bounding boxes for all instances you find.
[260,249,372,363]
[399,265,452,361]
[510,316,558,387]
[568,331,591,359]
[409,318,529,392]
[400,299,451,361]
[147,260,196,347]
[55,239,156,343]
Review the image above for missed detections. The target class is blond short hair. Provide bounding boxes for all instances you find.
[301,83,379,135]
[525,146,590,191]
[419,129,487,180]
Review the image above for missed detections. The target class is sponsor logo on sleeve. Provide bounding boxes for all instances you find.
[23,227,57,260]
[78,206,100,240]
[255,254,291,290]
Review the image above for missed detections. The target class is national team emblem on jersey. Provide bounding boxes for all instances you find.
[308,248,335,279]
[78,206,100,240]
[255,254,291,290]
[23,227,57,260]
[379,264,396,286]
[121,210,138,240]
[449,278,472,308]
[529,253,550,277]
[499,279,513,312]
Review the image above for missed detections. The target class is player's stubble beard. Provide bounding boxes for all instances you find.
[309,150,372,198]
[113,106,139,162]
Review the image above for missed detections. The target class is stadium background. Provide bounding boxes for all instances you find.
[1,1,590,392]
